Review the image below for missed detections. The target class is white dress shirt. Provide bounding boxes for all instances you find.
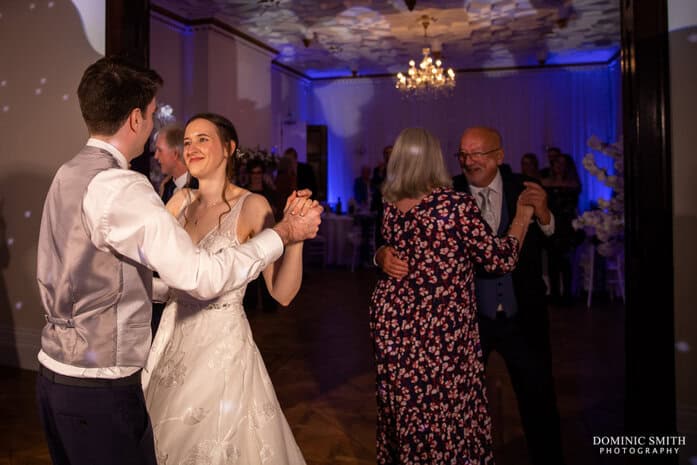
[469,170,555,236]
[39,138,283,378]
[173,171,190,191]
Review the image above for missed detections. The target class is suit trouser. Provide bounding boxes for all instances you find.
[36,366,156,465]
[479,312,565,465]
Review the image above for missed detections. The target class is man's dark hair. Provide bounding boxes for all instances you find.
[283,147,298,160]
[77,56,163,136]
[547,146,562,156]
[522,152,539,168]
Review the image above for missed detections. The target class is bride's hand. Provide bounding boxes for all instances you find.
[284,189,314,216]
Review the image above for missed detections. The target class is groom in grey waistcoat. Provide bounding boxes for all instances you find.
[36,56,322,465]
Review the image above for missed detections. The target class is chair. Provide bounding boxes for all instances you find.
[346,228,375,272]
[605,251,625,303]
[574,241,596,308]
[347,215,376,272]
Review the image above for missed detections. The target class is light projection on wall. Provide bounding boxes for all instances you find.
[0,0,106,357]
[71,0,106,56]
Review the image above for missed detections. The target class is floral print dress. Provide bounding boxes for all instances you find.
[369,187,520,465]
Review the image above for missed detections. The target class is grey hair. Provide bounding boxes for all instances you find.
[158,124,185,159]
[381,127,452,203]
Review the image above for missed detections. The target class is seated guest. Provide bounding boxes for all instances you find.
[353,165,372,211]
[520,152,541,180]
[154,124,197,203]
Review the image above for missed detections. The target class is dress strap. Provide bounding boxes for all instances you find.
[224,191,253,235]
[175,189,197,224]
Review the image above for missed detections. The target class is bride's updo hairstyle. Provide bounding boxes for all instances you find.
[185,112,240,225]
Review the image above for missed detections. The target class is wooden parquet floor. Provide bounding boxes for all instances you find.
[0,268,624,465]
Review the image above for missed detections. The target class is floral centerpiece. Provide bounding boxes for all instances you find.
[572,135,624,257]
[236,146,278,171]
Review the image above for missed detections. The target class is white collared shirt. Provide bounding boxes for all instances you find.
[39,138,283,378]
[469,169,555,236]
[173,171,190,191]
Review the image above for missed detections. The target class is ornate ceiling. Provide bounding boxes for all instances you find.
[152,0,620,78]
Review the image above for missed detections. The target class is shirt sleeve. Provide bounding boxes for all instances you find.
[537,211,555,237]
[83,169,283,300]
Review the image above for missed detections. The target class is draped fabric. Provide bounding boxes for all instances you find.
[310,60,620,212]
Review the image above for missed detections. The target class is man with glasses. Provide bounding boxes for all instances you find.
[377,126,564,465]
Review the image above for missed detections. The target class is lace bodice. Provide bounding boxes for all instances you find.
[143,189,307,465]
[173,191,253,309]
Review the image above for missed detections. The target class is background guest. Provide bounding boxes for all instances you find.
[275,154,297,216]
[540,146,562,179]
[542,154,582,306]
[243,160,279,312]
[283,147,317,194]
[370,145,392,213]
[154,124,197,204]
[152,125,198,336]
[353,165,372,211]
[520,152,542,180]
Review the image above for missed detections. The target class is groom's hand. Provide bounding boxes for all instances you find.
[273,190,323,245]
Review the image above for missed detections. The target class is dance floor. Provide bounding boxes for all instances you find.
[0,268,624,465]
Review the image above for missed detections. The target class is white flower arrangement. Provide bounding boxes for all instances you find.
[236,146,278,170]
[572,135,624,257]
[154,103,176,128]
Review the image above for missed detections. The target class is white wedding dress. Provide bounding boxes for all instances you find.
[142,192,306,465]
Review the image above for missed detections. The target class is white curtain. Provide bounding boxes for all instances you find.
[310,60,621,212]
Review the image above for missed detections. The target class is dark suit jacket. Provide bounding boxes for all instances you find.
[353,177,370,207]
[297,162,317,195]
[453,169,548,316]
[161,175,198,204]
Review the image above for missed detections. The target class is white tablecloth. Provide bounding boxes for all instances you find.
[319,213,355,266]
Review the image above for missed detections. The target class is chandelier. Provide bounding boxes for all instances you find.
[395,16,455,97]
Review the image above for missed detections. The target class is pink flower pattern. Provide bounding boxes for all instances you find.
[369,188,519,465]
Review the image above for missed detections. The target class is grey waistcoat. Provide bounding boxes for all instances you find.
[37,146,153,368]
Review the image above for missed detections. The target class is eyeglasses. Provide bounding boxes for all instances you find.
[454,147,501,160]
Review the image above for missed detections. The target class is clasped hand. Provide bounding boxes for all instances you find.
[274,189,323,244]
[516,182,551,225]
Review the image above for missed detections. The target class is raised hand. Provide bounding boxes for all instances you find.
[520,181,552,225]
[273,190,323,244]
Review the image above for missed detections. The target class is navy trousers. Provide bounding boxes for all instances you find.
[478,312,565,465]
[36,368,156,465]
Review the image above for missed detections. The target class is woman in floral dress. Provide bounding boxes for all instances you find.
[369,128,534,464]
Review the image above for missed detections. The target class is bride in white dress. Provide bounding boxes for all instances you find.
[142,113,308,465]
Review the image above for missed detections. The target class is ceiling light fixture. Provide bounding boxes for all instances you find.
[396,15,455,98]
